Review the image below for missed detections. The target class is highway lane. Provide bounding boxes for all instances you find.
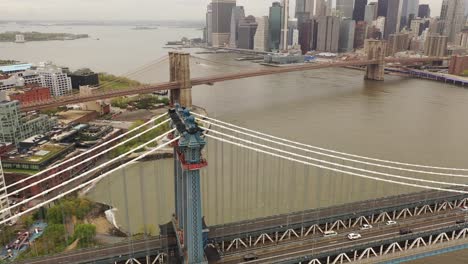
[209,190,467,239]
[219,212,466,263]
[13,237,174,264]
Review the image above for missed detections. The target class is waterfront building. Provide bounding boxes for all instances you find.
[280,0,290,51]
[206,4,213,45]
[410,18,425,36]
[299,18,318,53]
[449,55,468,75]
[229,6,245,48]
[238,16,258,50]
[0,71,46,92]
[69,69,99,89]
[264,54,305,64]
[35,64,73,97]
[386,33,410,56]
[269,2,283,51]
[424,34,448,57]
[0,160,10,224]
[336,0,355,18]
[79,86,111,116]
[0,64,32,74]
[353,0,368,22]
[354,21,368,49]
[317,16,340,53]
[211,0,236,47]
[339,19,356,52]
[365,3,378,24]
[15,34,25,43]
[440,0,465,43]
[384,0,403,39]
[0,99,57,146]
[418,4,430,18]
[254,16,269,52]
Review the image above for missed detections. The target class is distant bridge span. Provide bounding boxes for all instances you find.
[21,56,449,112]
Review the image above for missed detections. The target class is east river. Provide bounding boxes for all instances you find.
[1,23,467,262]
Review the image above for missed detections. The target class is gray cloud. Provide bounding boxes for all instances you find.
[1,0,444,21]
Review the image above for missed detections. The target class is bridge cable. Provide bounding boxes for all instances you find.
[194,113,468,174]
[201,128,468,188]
[0,112,168,195]
[0,135,180,226]
[0,118,171,202]
[0,129,175,217]
[204,134,468,195]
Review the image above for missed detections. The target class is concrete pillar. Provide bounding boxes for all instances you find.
[365,40,386,81]
[169,52,192,108]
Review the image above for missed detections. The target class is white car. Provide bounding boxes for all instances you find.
[347,233,362,240]
[461,206,468,212]
[386,220,398,226]
[360,224,373,230]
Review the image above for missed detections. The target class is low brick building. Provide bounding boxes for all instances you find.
[448,55,468,76]
[8,86,51,105]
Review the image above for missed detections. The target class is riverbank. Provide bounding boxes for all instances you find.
[0,31,89,42]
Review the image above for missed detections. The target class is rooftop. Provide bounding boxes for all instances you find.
[0,64,32,73]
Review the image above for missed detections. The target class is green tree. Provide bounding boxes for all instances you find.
[73,224,96,247]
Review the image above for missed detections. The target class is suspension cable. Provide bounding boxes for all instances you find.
[0,118,170,201]
[0,112,168,193]
[197,119,468,178]
[204,134,468,194]
[194,113,468,172]
[201,127,468,187]
[0,129,175,215]
[0,136,180,226]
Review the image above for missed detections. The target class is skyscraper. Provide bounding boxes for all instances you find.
[211,0,237,47]
[353,0,368,22]
[317,16,340,52]
[238,16,258,49]
[365,3,378,24]
[377,0,389,17]
[269,2,283,51]
[206,4,213,45]
[316,0,327,17]
[384,0,403,39]
[339,19,356,52]
[299,18,318,53]
[296,0,315,22]
[336,0,355,18]
[254,16,270,51]
[424,34,448,56]
[440,0,465,43]
[280,0,290,50]
[229,6,245,48]
[418,4,430,18]
[400,0,419,29]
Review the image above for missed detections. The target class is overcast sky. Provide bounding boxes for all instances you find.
[1,0,443,21]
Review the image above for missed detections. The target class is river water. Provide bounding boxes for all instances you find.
[1,24,467,262]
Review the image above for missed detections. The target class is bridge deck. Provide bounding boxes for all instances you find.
[208,189,467,240]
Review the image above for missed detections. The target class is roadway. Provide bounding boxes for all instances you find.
[208,189,467,240]
[21,56,448,112]
[13,237,174,264]
[219,211,467,263]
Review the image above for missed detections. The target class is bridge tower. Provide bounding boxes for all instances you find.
[170,105,208,264]
[365,40,386,81]
[169,52,193,108]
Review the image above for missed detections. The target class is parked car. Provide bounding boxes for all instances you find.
[456,219,466,224]
[347,233,362,240]
[360,224,373,230]
[460,206,468,212]
[386,220,398,226]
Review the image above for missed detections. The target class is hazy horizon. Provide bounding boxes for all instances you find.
[1,0,444,22]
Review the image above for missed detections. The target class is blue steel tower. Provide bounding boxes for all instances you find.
[170,105,208,264]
